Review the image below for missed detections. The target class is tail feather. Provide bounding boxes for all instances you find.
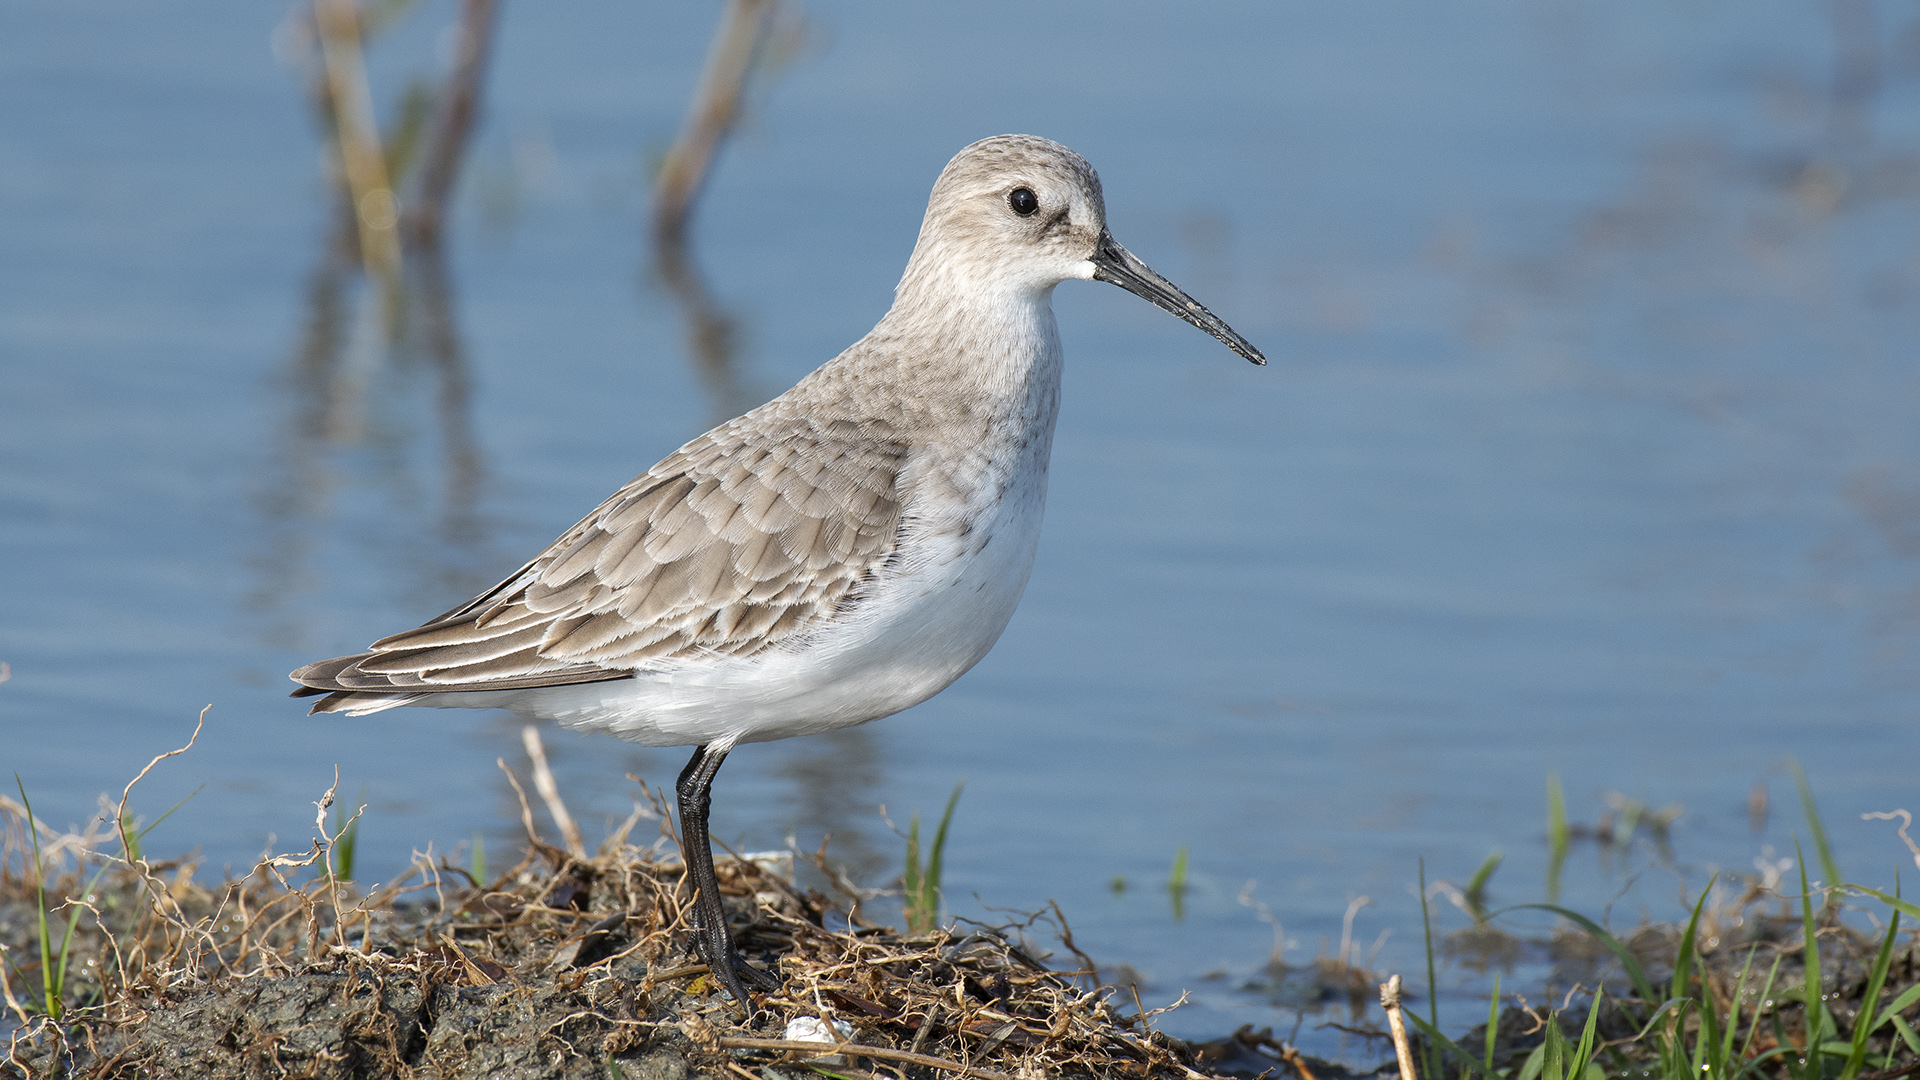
[289,647,630,715]
[304,690,425,716]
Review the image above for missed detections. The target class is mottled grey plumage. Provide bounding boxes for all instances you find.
[294,413,906,707]
[291,135,1262,1012]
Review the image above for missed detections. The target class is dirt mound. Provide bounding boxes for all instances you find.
[1,792,1260,1080]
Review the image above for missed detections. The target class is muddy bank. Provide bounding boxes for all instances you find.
[0,786,1380,1080]
[3,777,1916,1078]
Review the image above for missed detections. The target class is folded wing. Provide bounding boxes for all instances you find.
[291,418,907,712]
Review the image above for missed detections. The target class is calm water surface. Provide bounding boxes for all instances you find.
[5,0,1920,1057]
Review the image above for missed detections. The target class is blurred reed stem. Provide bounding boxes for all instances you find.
[653,0,774,245]
[403,0,498,249]
[313,0,403,286]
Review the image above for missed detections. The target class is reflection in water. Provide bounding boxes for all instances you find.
[1428,4,1920,672]
[251,0,503,651]
[765,726,890,896]
[652,235,763,427]
[1825,0,1879,155]
[1232,7,1920,1040]
[647,0,797,426]
[248,241,497,652]
[409,252,485,552]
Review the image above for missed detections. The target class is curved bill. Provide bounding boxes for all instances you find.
[1091,233,1265,365]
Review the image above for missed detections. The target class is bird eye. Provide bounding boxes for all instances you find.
[1008,187,1039,217]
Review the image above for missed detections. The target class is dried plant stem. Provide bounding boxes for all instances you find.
[652,0,773,244]
[1279,1042,1320,1080]
[521,726,585,860]
[312,0,401,284]
[404,0,498,248]
[1380,974,1417,1080]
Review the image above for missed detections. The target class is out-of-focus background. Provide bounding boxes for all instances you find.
[5,0,1920,1056]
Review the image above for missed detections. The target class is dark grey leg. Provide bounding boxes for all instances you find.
[675,744,777,1011]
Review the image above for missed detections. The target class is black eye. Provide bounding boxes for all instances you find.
[1008,187,1039,216]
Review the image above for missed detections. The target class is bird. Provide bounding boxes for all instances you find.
[291,134,1263,1012]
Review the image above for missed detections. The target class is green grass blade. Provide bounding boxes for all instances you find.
[1168,846,1188,922]
[132,783,204,852]
[1718,947,1757,1072]
[1740,955,1783,1062]
[1666,876,1712,999]
[1517,1042,1546,1080]
[1420,858,1440,1079]
[1467,850,1503,923]
[1892,1015,1919,1055]
[1844,885,1920,922]
[1615,997,1692,1045]
[902,811,922,928]
[1569,989,1603,1077]
[1841,888,1899,1078]
[1503,903,1658,1004]
[1669,874,1717,1003]
[1726,1047,1794,1080]
[119,810,140,865]
[1787,759,1842,891]
[1769,1011,1798,1080]
[1693,996,1715,1077]
[1544,1013,1567,1080]
[924,780,964,915]
[1485,973,1502,1074]
[15,776,60,1021]
[1547,774,1569,903]
[53,862,110,1012]
[1796,841,1825,1061]
[330,795,363,881]
[1875,983,1920,1031]
[1403,1008,1494,1079]
[470,830,486,886]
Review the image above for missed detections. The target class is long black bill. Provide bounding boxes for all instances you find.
[1091,233,1265,365]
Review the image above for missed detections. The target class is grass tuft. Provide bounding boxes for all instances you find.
[1167,846,1189,921]
[901,780,963,934]
[1788,757,1843,891]
[330,789,365,882]
[1464,849,1503,924]
[14,776,61,1021]
[470,829,486,887]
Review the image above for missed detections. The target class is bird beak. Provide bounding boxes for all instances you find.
[1090,232,1265,365]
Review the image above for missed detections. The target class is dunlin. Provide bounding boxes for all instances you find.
[293,134,1263,1011]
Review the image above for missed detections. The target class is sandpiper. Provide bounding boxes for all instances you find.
[292,134,1263,1011]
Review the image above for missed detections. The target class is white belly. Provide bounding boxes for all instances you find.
[451,448,1051,748]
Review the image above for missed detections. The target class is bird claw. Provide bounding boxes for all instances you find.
[736,958,781,991]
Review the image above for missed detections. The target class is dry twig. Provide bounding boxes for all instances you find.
[1379,974,1417,1080]
[521,726,585,859]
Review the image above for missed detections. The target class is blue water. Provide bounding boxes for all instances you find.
[5,0,1920,1058]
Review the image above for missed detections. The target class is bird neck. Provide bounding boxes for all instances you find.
[886,275,1062,395]
[793,277,1064,449]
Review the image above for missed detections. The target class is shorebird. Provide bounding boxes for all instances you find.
[291,134,1263,1011]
